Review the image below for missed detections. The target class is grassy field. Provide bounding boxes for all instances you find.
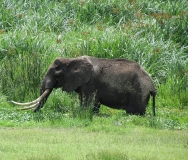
[0,125,188,160]
[0,0,188,159]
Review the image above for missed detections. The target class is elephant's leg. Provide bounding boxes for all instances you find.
[125,99,146,115]
[78,93,88,107]
[126,94,146,115]
[78,92,99,112]
[93,101,100,113]
[126,106,146,115]
[129,94,150,115]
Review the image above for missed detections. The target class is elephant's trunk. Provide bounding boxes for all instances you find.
[33,87,52,112]
[31,77,54,112]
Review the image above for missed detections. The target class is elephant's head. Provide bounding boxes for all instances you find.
[11,57,93,111]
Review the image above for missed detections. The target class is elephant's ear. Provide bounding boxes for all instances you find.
[63,59,93,92]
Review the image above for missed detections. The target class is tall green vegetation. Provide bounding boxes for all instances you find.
[0,0,187,128]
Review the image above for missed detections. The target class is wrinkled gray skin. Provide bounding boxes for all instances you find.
[34,56,156,115]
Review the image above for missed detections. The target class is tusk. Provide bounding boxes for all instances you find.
[11,89,50,106]
[17,102,39,110]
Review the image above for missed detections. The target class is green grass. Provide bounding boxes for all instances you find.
[0,0,188,159]
[0,126,187,160]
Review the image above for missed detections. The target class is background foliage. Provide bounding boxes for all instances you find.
[0,0,188,129]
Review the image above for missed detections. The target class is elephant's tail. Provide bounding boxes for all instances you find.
[150,91,156,116]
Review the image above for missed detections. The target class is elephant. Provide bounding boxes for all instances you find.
[11,56,156,116]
